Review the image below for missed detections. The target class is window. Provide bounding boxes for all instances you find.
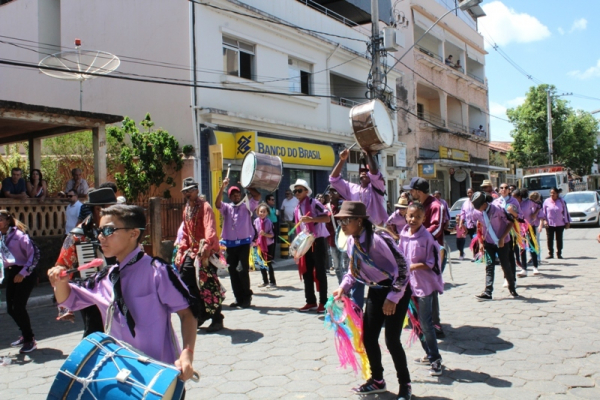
[387,155,395,167]
[223,36,255,80]
[417,103,424,119]
[289,58,312,95]
[348,150,361,164]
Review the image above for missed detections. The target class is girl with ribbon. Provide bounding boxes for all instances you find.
[254,202,276,287]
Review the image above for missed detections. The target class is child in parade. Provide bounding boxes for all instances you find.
[399,203,444,376]
[386,197,409,237]
[332,201,413,400]
[48,205,197,380]
[254,202,276,287]
[455,214,468,260]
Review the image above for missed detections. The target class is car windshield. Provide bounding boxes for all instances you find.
[564,193,596,204]
[451,198,466,211]
[523,175,557,190]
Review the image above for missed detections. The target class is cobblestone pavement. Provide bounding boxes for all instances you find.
[1,227,600,399]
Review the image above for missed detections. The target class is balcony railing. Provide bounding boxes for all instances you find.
[469,126,487,139]
[467,71,484,84]
[331,96,361,108]
[297,0,371,35]
[448,120,468,133]
[418,110,445,127]
[416,45,443,63]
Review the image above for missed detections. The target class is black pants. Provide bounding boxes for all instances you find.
[81,306,104,337]
[260,243,276,285]
[546,226,565,256]
[507,240,517,283]
[5,267,36,342]
[302,237,328,305]
[483,242,515,294]
[467,227,477,239]
[363,285,412,385]
[226,244,252,303]
[456,238,466,256]
[181,255,224,323]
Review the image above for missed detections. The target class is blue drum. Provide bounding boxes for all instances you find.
[47,332,185,400]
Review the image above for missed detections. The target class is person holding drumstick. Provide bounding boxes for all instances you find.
[216,177,261,308]
[48,205,197,381]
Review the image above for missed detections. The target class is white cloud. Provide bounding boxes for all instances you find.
[570,18,587,33]
[480,1,551,48]
[489,101,507,116]
[568,59,600,80]
[505,96,526,108]
[558,27,565,35]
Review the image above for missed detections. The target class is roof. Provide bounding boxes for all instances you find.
[488,141,512,153]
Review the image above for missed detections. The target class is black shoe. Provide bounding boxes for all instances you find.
[546,254,554,259]
[352,378,386,394]
[397,383,412,400]
[206,321,224,333]
[509,291,519,298]
[229,301,241,308]
[434,326,445,338]
[557,254,563,259]
[240,299,252,308]
[197,319,208,329]
[475,292,492,301]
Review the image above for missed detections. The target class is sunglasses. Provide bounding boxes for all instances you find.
[499,186,509,190]
[339,217,357,226]
[293,189,305,194]
[98,226,143,237]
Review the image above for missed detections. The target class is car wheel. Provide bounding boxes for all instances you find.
[597,214,600,227]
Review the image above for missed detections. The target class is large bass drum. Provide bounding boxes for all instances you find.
[240,151,283,193]
[349,99,394,152]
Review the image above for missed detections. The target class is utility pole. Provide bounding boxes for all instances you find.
[547,89,553,165]
[370,0,382,101]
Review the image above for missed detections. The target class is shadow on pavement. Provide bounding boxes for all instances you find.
[445,368,512,388]
[521,283,564,290]
[269,285,302,292]
[252,292,283,298]
[202,328,264,344]
[26,347,67,363]
[443,282,466,291]
[251,305,299,315]
[537,273,580,279]
[564,256,596,260]
[439,325,513,355]
[502,296,555,304]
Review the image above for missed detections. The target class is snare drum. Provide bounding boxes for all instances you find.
[335,225,348,252]
[289,230,315,259]
[349,99,394,152]
[47,332,185,400]
[240,151,283,193]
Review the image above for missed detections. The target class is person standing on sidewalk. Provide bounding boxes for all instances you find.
[175,178,222,333]
[64,189,82,236]
[471,192,519,300]
[280,189,299,249]
[541,187,571,259]
[332,201,412,400]
[2,211,38,353]
[399,203,444,377]
[493,183,522,288]
[254,202,277,287]
[325,187,348,283]
[215,177,261,308]
[458,188,477,243]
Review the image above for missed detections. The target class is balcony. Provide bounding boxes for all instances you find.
[331,96,361,108]
[417,45,443,63]
[418,110,445,127]
[467,71,484,84]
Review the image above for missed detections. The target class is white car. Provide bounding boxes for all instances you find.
[449,197,469,231]
[564,191,600,226]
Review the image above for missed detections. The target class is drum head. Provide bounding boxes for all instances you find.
[335,225,348,251]
[372,100,394,147]
[240,152,257,188]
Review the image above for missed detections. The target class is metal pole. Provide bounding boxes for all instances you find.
[370,0,381,100]
[79,80,83,111]
[547,90,553,164]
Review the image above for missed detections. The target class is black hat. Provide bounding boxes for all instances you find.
[334,201,369,219]
[471,191,489,209]
[87,188,118,206]
[403,177,429,192]
[181,177,199,192]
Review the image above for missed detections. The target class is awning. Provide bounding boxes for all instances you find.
[466,44,485,65]
[417,158,509,172]
[444,31,464,50]
[414,12,444,41]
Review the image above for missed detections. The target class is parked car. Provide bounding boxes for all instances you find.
[449,197,469,231]
[563,191,600,226]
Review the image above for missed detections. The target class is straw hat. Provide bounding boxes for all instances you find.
[481,179,493,188]
[395,197,409,208]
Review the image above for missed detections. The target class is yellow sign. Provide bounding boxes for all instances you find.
[257,137,334,167]
[211,170,224,238]
[439,146,469,162]
[419,163,436,178]
[213,131,236,160]
[235,131,257,159]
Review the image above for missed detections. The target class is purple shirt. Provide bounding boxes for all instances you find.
[542,197,571,227]
[492,195,522,218]
[254,217,274,246]
[473,203,514,245]
[440,199,450,222]
[329,172,388,226]
[60,249,190,364]
[386,210,407,233]
[2,227,35,277]
[521,199,543,226]
[341,231,408,303]
[399,225,443,297]
[459,199,476,229]
[217,197,259,242]
[294,197,330,239]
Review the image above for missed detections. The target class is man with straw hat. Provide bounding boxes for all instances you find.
[480,179,499,199]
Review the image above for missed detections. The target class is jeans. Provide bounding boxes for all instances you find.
[260,243,277,285]
[456,238,466,257]
[226,244,253,304]
[329,245,348,284]
[5,267,36,342]
[351,282,365,309]
[182,255,224,323]
[417,294,441,363]
[363,284,412,385]
[546,225,565,256]
[303,237,328,305]
[483,242,516,294]
[431,249,447,327]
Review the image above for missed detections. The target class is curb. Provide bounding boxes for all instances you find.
[0,294,55,315]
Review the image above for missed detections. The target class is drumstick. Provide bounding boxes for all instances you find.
[288,212,311,237]
[225,163,231,179]
[347,142,358,151]
[60,258,104,277]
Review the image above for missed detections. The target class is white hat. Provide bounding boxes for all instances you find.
[290,179,312,196]
[117,196,126,204]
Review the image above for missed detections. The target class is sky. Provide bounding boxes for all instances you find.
[479,0,600,142]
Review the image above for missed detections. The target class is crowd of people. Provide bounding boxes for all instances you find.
[0,149,576,400]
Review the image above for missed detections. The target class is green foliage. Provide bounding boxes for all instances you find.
[488,151,506,168]
[182,144,194,156]
[508,84,599,175]
[0,143,29,181]
[107,114,183,202]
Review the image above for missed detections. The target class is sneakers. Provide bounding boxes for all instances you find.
[414,355,430,365]
[240,298,252,309]
[459,255,464,261]
[19,341,36,354]
[329,267,336,276]
[516,269,527,278]
[258,282,268,288]
[269,283,277,288]
[10,337,24,347]
[503,279,509,288]
[509,291,519,298]
[557,254,563,259]
[316,304,325,314]
[546,254,554,259]
[229,301,241,308]
[429,359,443,376]
[475,292,492,301]
[298,303,318,312]
[532,267,541,275]
[352,378,386,394]
[397,384,412,400]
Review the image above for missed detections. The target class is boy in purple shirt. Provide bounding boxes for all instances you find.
[399,203,444,376]
[471,192,519,300]
[386,197,408,237]
[48,205,197,381]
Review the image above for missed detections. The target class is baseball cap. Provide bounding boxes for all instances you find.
[403,177,429,192]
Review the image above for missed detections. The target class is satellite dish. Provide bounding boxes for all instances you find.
[39,39,120,110]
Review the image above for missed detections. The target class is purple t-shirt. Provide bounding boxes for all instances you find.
[217,197,259,242]
[60,249,191,364]
[294,197,330,239]
[2,227,35,277]
[253,217,274,246]
[386,210,407,233]
[473,203,514,245]
[542,197,571,227]
[459,199,476,229]
[399,225,443,297]
[521,199,543,226]
[329,172,388,226]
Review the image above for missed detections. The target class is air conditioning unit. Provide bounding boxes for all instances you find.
[382,27,405,51]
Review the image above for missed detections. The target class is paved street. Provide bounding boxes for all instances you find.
[2,227,600,399]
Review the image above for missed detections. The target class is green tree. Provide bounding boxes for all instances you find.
[507,84,599,175]
[107,114,183,202]
[0,143,28,181]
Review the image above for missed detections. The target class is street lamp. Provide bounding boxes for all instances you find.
[387,0,484,72]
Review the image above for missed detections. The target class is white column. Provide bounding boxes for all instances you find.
[28,138,42,170]
[93,125,107,187]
